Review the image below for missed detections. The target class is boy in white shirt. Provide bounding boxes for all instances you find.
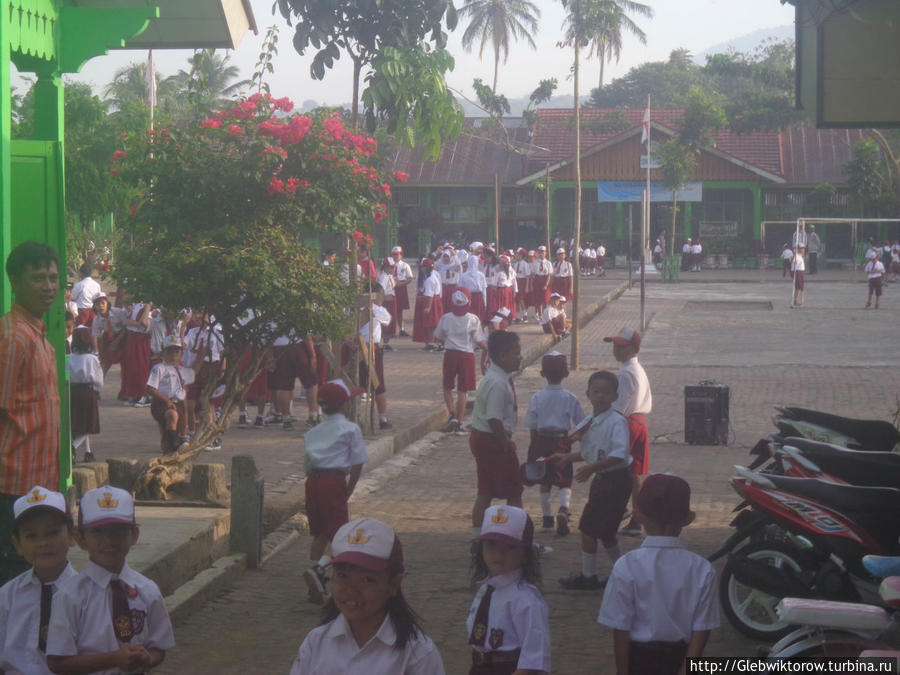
[540,293,571,342]
[0,487,77,675]
[356,282,393,429]
[146,335,199,454]
[791,245,806,307]
[376,258,397,351]
[865,252,886,309]
[433,288,488,434]
[780,243,793,278]
[390,247,413,336]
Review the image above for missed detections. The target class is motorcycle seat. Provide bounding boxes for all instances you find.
[782,437,900,466]
[776,597,891,631]
[777,407,900,452]
[780,437,900,488]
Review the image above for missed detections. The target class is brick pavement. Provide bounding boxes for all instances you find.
[156,274,899,674]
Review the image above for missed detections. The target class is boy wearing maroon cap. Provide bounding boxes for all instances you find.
[302,381,369,605]
[597,474,718,675]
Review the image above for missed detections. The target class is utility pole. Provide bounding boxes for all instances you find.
[570,0,582,370]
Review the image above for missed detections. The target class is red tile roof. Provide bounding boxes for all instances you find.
[779,123,868,185]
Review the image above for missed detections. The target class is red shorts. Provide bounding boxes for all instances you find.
[469,430,523,499]
[578,468,632,541]
[341,342,386,394]
[550,276,572,302]
[293,343,319,389]
[383,296,397,337]
[526,433,572,487]
[627,413,649,475]
[237,348,269,399]
[442,350,476,392]
[304,472,349,539]
[151,398,184,427]
[794,271,806,291]
[76,307,95,327]
[868,276,883,296]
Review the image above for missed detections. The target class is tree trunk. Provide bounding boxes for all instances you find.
[492,49,500,94]
[351,56,362,130]
[599,54,605,90]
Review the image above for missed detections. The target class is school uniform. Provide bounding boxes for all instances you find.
[614,356,652,475]
[597,245,607,271]
[550,260,573,301]
[291,612,445,675]
[67,352,103,436]
[865,259,886,297]
[393,260,414,314]
[303,413,369,538]
[377,271,398,337]
[483,262,499,317]
[71,276,102,327]
[459,269,488,321]
[357,305,391,394]
[183,324,224,403]
[148,314,180,366]
[436,258,461,309]
[524,385,585,487]
[120,303,151,399]
[530,258,552,308]
[91,308,128,370]
[575,409,632,541]
[488,269,517,320]
[0,563,78,675]
[781,248,793,277]
[514,260,531,307]
[469,364,522,499]
[597,536,719,675]
[412,272,443,343]
[146,360,195,427]
[681,244,691,271]
[539,305,566,336]
[791,252,806,291]
[434,312,483,393]
[46,560,175,674]
[690,244,702,271]
[467,570,551,675]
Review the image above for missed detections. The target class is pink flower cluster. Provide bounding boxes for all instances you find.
[258,116,313,146]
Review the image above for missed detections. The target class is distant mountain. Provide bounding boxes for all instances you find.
[695,25,794,63]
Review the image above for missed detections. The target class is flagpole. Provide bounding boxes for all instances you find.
[147,49,155,132]
[640,95,650,332]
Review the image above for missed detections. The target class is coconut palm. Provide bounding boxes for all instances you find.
[170,49,251,116]
[459,0,541,93]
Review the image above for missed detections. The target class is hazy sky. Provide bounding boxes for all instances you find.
[41,0,795,107]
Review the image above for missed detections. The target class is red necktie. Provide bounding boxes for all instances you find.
[38,584,52,652]
[468,584,494,646]
[111,580,134,643]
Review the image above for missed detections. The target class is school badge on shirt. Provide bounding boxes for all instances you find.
[489,628,505,650]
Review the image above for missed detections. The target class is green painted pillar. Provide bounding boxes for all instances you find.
[0,4,11,314]
[615,202,624,239]
[33,69,65,142]
[751,185,762,240]
[684,203,692,238]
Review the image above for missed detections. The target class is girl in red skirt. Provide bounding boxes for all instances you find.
[488,255,517,320]
[67,327,103,462]
[412,257,443,350]
[436,248,460,309]
[550,248,574,301]
[377,257,397,350]
[482,247,499,320]
[514,249,532,322]
[119,301,152,404]
[458,255,487,321]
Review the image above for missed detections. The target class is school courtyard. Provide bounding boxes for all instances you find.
[88,269,898,674]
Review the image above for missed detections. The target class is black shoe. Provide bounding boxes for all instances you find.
[383,343,394,352]
[379,419,393,430]
[238,411,249,427]
[620,521,642,537]
[556,507,570,536]
[399,329,409,337]
[84,451,96,463]
[422,344,434,352]
[541,516,554,532]
[254,415,265,428]
[559,573,606,590]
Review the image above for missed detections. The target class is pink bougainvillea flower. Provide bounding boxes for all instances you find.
[111,150,127,161]
[300,180,310,189]
[381,184,392,199]
[227,125,245,138]
[129,204,138,216]
[200,119,222,129]
[322,116,345,140]
[267,177,285,195]
[278,116,313,145]
[285,177,300,194]
[272,97,294,112]
[373,204,388,223]
[394,171,409,183]
[109,168,119,177]
[248,93,264,104]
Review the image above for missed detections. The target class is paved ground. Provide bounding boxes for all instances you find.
[151,273,899,674]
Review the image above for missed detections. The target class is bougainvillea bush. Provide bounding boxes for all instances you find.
[112,94,402,471]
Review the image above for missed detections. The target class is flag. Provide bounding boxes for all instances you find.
[640,95,650,145]
[146,50,156,111]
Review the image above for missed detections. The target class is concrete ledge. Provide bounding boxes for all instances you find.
[165,553,247,625]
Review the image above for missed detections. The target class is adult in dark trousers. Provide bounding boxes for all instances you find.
[807,225,822,274]
[0,241,61,583]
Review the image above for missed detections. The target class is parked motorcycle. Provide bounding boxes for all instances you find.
[709,467,900,641]
[773,407,899,452]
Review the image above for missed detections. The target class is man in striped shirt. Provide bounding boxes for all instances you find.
[0,241,61,583]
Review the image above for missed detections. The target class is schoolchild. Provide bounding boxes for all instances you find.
[523,352,585,536]
[596,241,607,278]
[865,252,886,309]
[391,246,414,336]
[148,307,181,369]
[482,248,499,317]
[459,256,488,322]
[467,505,550,675]
[514,249,532,323]
[412,258,443,351]
[652,240,662,266]
[355,282,393,430]
[68,327,103,463]
[530,246,552,318]
[119,301,152,406]
[146,335,198,455]
[71,264,102,328]
[539,294,571,342]
[0,486,76,675]
[377,258,398,350]
[90,295,127,376]
[791,246,806,307]
[690,240,702,272]
[302,381,369,606]
[550,249,573,302]
[469,331,524,541]
[556,371,631,590]
[357,247,376,281]
[490,256,517,321]
[597,474,719,675]
[291,518,445,674]
[182,315,225,445]
[65,284,78,324]
[781,243,793,278]
[47,486,175,674]
[436,248,461,310]
[891,242,900,282]
[605,328,652,537]
[64,312,76,355]
[681,239,691,272]
[434,288,489,434]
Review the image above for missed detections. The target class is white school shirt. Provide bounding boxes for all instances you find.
[359,304,392,345]
[146,362,195,401]
[458,270,487,304]
[553,260,573,278]
[66,300,78,319]
[575,408,630,466]
[303,413,368,474]
[71,277,102,310]
[183,324,224,366]
[421,272,441,298]
[376,271,396,297]
[435,258,460,286]
[149,315,181,355]
[865,260,885,278]
[47,560,175,672]
[433,312,483,353]
[394,260,413,284]
[791,253,806,272]
[653,244,662,255]
[598,245,606,257]
[0,563,78,675]
[682,244,691,254]
[613,357,652,416]
[531,258,552,276]
[470,363,517,435]
[466,570,550,674]
[492,268,517,291]
[866,247,878,261]
[514,260,532,280]
[290,612,445,675]
[691,243,702,255]
[539,305,561,326]
[124,303,149,334]
[524,384,585,432]
[781,248,794,260]
[597,536,720,642]
[67,353,103,391]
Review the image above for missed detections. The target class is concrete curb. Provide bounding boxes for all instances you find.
[165,553,246,624]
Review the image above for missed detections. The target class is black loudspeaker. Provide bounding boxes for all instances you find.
[684,383,730,445]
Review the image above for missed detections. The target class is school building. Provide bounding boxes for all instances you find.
[385,108,887,263]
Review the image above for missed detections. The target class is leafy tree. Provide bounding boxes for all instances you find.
[274,0,458,126]
[170,49,251,118]
[472,77,510,119]
[250,26,280,95]
[522,77,558,129]
[678,86,726,149]
[588,49,706,109]
[844,138,890,216]
[656,138,697,256]
[575,0,653,90]
[458,0,541,93]
[113,94,402,494]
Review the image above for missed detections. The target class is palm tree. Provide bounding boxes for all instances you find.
[569,0,653,89]
[459,0,541,93]
[104,62,179,112]
[170,49,251,116]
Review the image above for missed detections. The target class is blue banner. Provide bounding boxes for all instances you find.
[596,181,703,203]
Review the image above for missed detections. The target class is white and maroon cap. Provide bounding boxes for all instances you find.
[79,486,135,529]
[478,505,534,548]
[452,289,471,306]
[391,246,403,254]
[556,247,566,255]
[537,245,547,251]
[14,486,71,524]
[496,307,511,318]
[329,518,404,572]
[603,327,641,349]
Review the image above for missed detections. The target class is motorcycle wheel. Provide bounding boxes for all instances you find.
[720,541,807,642]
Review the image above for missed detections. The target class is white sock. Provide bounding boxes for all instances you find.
[559,488,572,510]
[472,527,481,539]
[581,552,597,578]
[316,554,330,568]
[540,491,552,517]
[82,437,91,455]
[605,543,622,563]
[72,435,87,450]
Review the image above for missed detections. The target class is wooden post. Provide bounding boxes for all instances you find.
[570,17,582,371]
